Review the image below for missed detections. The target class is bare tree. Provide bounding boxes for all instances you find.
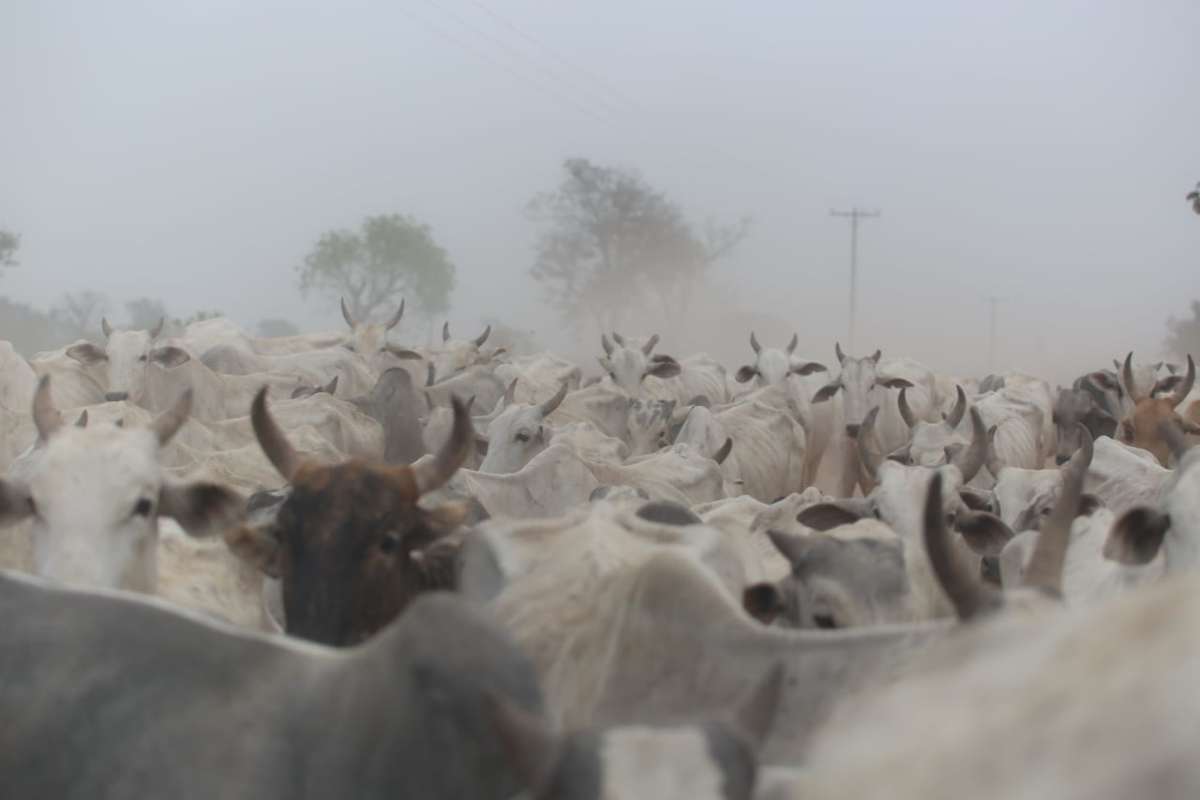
[51,290,109,341]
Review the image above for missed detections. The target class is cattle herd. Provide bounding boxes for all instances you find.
[2,301,1200,798]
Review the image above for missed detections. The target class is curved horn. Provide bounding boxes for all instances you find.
[856,406,884,479]
[323,375,339,395]
[251,388,302,482]
[985,425,1004,479]
[1170,354,1195,408]
[750,332,762,355]
[601,334,614,356]
[951,407,988,483]
[945,385,967,429]
[1122,352,1141,401]
[713,437,733,465]
[897,387,918,428]
[152,388,192,446]
[538,381,568,418]
[786,333,798,355]
[340,297,356,329]
[612,332,626,347]
[835,341,846,365]
[869,349,882,364]
[1161,419,1191,464]
[101,317,114,339]
[75,409,88,428]
[923,472,1002,620]
[426,362,436,387]
[473,325,491,348]
[641,333,659,356]
[413,395,474,494]
[32,376,63,441]
[503,378,518,407]
[149,317,165,339]
[386,299,405,330]
[442,322,451,343]
[1025,423,1092,593]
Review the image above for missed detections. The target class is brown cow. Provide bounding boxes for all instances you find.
[226,388,474,645]
[1118,352,1199,466]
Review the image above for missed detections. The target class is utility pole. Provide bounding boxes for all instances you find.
[830,208,880,353]
[987,296,999,372]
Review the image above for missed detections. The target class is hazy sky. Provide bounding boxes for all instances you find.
[2,0,1197,380]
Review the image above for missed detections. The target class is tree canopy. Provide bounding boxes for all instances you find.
[0,229,20,270]
[51,291,109,342]
[296,214,455,325]
[528,158,748,333]
[1165,300,1200,359]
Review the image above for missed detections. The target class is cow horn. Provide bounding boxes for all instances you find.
[1024,423,1092,594]
[601,334,614,356]
[426,362,436,387]
[503,378,518,407]
[32,375,63,442]
[897,387,917,428]
[786,333,798,355]
[252,388,302,482]
[870,349,882,364]
[750,332,762,355]
[835,341,846,365]
[714,437,733,465]
[442,322,451,343]
[923,472,1002,620]
[486,693,560,794]
[856,406,884,479]
[1160,419,1191,464]
[1122,352,1141,401]
[731,662,784,753]
[414,395,474,494]
[386,299,405,331]
[538,382,568,418]
[1170,354,1195,408]
[641,333,660,356]
[340,297,356,329]
[323,375,339,395]
[473,325,491,347]
[945,385,967,428]
[101,317,114,339]
[985,425,1004,479]
[152,388,192,446]
[149,317,165,339]
[951,407,988,483]
[75,409,88,428]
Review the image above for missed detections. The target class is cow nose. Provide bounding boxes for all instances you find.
[1055,454,1070,466]
[105,392,129,402]
[845,424,861,438]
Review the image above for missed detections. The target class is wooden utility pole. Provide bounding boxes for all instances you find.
[830,208,880,353]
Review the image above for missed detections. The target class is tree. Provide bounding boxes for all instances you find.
[0,297,68,356]
[125,297,168,331]
[257,318,300,338]
[1165,301,1200,358]
[296,214,456,326]
[0,229,19,270]
[51,290,108,341]
[528,158,749,333]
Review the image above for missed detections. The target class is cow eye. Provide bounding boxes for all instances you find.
[515,431,530,443]
[379,533,401,554]
[138,354,148,362]
[813,612,838,630]
[133,498,153,517]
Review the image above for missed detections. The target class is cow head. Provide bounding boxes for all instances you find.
[65,316,166,402]
[1053,380,1118,464]
[434,321,502,377]
[892,385,987,474]
[598,332,681,394]
[340,297,420,364]
[290,375,339,400]
[479,381,568,474]
[734,332,826,387]
[1117,353,1199,466]
[487,663,783,800]
[226,388,474,645]
[0,377,242,592]
[811,343,912,437]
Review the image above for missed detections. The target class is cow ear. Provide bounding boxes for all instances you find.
[812,383,841,403]
[66,342,107,365]
[796,502,862,531]
[383,346,423,360]
[742,583,782,625]
[955,511,1015,557]
[1089,372,1120,392]
[159,481,244,538]
[1077,493,1103,517]
[224,522,282,578]
[150,346,191,368]
[0,480,33,526]
[644,355,681,379]
[790,361,827,376]
[878,377,914,390]
[958,488,995,513]
[1103,507,1169,566]
[735,365,758,383]
[425,500,472,532]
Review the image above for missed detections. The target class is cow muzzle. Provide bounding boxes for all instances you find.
[105,392,129,402]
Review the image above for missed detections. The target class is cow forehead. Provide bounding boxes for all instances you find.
[107,329,152,355]
[34,427,161,497]
[288,461,417,516]
[596,727,734,800]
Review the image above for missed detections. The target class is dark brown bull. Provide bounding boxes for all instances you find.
[1118,352,1199,467]
[226,388,474,645]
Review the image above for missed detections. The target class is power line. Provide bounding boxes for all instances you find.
[830,208,880,354]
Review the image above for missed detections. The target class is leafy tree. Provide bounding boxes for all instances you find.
[296,214,456,326]
[0,229,19,270]
[1165,301,1200,358]
[51,290,109,341]
[528,158,749,333]
[257,318,300,338]
[125,297,168,331]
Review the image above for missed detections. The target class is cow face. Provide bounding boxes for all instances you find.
[598,332,681,395]
[479,383,568,474]
[812,344,911,436]
[488,664,782,800]
[0,378,242,593]
[227,389,474,645]
[340,298,420,367]
[626,399,676,456]
[734,332,826,388]
[1117,353,1198,467]
[1053,385,1117,465]
[65,317,165,402]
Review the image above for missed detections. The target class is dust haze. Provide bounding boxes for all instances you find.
[2,1,1197,384]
